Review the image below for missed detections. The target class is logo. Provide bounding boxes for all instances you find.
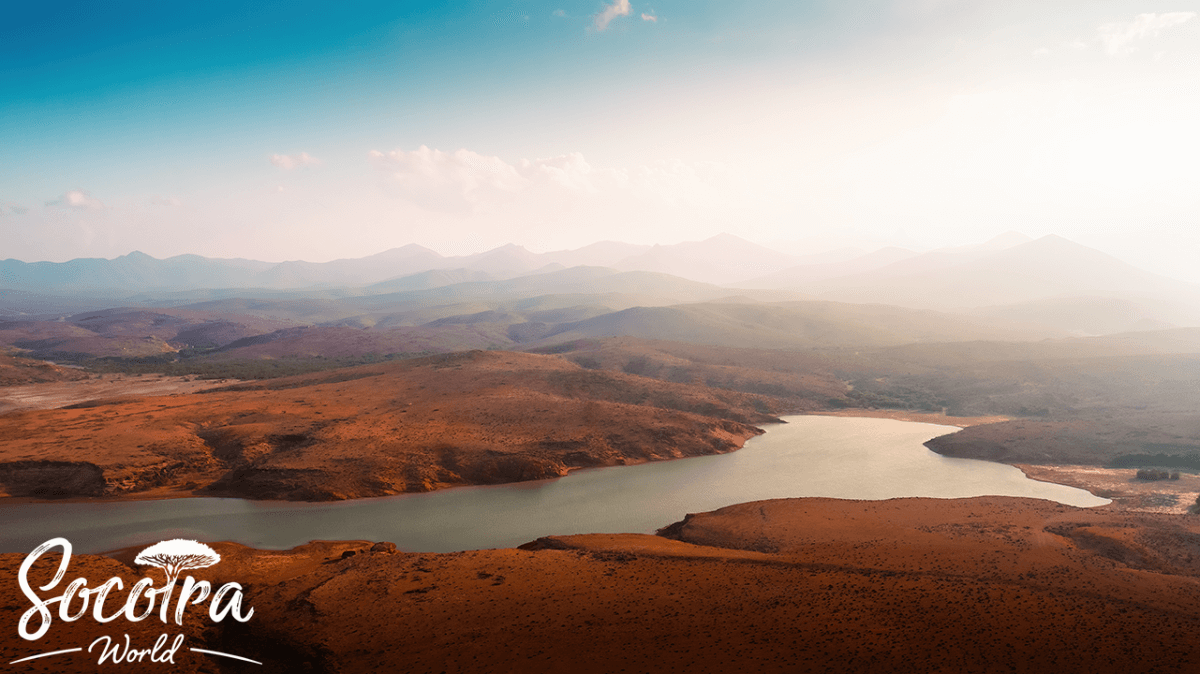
[12,537,259,666]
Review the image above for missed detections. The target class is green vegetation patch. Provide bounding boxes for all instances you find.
[1110,453,1200,471]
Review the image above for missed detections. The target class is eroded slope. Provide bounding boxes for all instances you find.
[0,351,777,500]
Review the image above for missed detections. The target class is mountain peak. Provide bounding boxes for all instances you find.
[991,230,1032,242]
[475,243,534,258]
[372,244,443,260]
[937,232,1034,254]
[1018,234,1089,253]
[982,231,1033,248]
[118,250,157,262]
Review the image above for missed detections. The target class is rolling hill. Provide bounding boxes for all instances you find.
[0,351,778,500]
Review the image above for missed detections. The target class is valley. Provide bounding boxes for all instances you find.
[4,233,1200,672]
[13,2,1200,669]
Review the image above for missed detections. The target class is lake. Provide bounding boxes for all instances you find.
[0,415,1107,553]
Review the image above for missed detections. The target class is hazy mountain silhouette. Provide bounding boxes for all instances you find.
[612,233,799,284]
[3,234,1198,342]
[541,241,652,268]
[808,235,1200,316]
[534,300,1042,350]
[935,231,1033,254]
[0,251,272,294]
[367,269,498,293]
[737,246,918,288]
[254,244,445,288]
[2,237,781,293]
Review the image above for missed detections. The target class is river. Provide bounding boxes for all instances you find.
[0,415,1107,553]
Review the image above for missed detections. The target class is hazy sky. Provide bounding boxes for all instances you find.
[3,1,1199,279]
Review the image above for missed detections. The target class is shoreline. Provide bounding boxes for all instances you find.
[0,409,1066,507]
[802,408,1008,428]
[0,424,773,506]
[0,415,1175,557]
[0,409,995,506]
[1014,463,1200,515]
[6,407,1155,513]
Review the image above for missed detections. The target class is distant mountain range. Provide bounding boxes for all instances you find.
[3,232,1199,337]
[0,234,797,295]
[796,235,1200,334]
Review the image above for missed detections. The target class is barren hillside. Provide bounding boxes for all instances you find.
[6,497,1199,673]
[0,351,778,501]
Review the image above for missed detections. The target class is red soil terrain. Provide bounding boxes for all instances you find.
[0,373,230,415]
[0,351,778,500]
[3,496,1199,673]
[0,353,88,387]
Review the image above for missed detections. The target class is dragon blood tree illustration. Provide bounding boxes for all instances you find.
[135,539,222,622]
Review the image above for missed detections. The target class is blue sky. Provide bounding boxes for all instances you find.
[3,1,1200,280]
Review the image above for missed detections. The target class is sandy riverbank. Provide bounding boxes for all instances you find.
[1016,463,1200,514]
[821,410,1199,514]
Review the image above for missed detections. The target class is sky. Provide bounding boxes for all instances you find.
[2,0,1199,280]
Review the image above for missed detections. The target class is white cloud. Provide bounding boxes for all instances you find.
[47,189,105,210]
[553,9,566,18]
[1097,12,1196,56]
[641,13,657,22]
[594,0,631,31]
[270,151,322,170]
[369,146,526,212]
[367,145,736,225]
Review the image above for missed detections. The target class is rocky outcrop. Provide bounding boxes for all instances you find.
[0,460,105,498]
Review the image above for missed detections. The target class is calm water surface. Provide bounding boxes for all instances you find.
[0,415,1107,553]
